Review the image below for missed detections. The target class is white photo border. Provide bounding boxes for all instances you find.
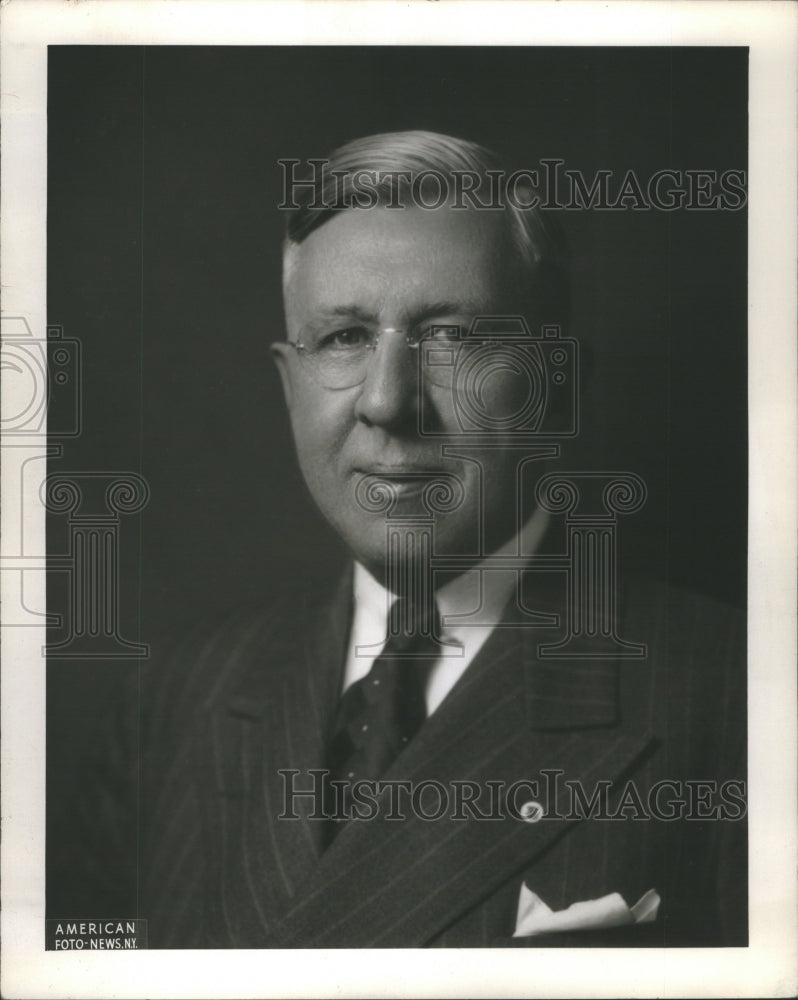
[1,2,796,997]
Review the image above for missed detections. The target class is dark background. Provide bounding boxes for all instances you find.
[46,46,747,904]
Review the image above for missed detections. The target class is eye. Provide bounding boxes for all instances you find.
[319,326,372,350]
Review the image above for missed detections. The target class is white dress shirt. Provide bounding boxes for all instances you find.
[342,506,549,715]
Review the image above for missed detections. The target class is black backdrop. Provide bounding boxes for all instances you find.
[46,46,747,893]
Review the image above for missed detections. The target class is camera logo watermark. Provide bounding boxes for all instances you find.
[1,317,149,658]
[417,318,578,439]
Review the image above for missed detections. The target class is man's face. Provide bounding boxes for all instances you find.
[274,205,531,578]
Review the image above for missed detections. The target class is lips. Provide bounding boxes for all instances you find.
[355,467,450,490]
[360,466,444,476]
[354,467,450,499]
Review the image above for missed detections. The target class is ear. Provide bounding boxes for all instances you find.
[270,342,294,410]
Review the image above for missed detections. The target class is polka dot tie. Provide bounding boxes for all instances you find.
[324,597,440,843]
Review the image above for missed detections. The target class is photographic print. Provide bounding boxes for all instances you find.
[2,3,796,998]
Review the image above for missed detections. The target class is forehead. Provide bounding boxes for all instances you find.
[283,206,512,328]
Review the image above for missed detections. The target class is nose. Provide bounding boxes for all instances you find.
[353,330,420,430]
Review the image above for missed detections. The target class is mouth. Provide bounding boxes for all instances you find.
[354,467,449,499]
[355,465,449,483]
[360,465,444,476]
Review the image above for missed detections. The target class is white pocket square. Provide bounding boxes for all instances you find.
[513,884,661,938]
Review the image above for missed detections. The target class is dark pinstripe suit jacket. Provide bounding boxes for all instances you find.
[69,568,747,948]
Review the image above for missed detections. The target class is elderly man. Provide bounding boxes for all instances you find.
[59,130,746,948]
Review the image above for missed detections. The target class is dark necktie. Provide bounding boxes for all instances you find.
[324,597,441,843]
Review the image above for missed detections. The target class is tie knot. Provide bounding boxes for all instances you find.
[386,595,440,651]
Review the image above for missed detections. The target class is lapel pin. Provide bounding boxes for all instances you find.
[519,800,544,823]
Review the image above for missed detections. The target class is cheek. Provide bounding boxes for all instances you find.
[472,367,535,423]
[468,441,525,518]
[443,357,540,435]
[287,386,352,482]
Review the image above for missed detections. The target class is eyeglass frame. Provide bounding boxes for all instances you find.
[279,324,464,389]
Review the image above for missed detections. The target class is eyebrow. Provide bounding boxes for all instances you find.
[299,300,485,337]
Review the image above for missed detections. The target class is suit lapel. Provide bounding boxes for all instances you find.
[199,571,352,945]
[198,567,657,948]
[274,590,657,948]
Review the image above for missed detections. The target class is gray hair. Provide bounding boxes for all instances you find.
[282,129,570,325]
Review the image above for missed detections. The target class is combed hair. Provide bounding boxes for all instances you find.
[282,129,570,325]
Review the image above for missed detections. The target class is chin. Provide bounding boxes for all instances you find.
[340,516,482,584]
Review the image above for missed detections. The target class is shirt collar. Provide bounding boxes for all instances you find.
[352,505,549,639]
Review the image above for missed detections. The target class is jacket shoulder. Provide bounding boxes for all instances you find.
[617,574,746,775]
[139,566,353,724]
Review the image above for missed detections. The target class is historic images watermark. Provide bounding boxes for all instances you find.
[278,769,747,824]
[279,158,747,213]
